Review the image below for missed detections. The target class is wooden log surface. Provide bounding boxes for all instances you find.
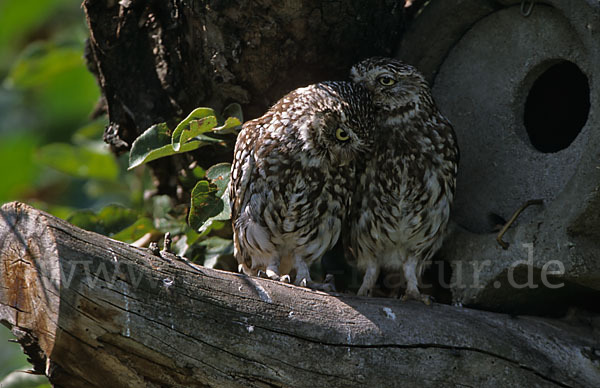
[0,201,598,387]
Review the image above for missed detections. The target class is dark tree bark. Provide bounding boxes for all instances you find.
[1,202,599,387]
[83,0,405,197]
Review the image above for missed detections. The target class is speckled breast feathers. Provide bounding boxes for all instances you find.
[229,81,374,289]
[348,57,459,300]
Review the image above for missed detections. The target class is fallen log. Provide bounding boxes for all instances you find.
[0,201,598,387]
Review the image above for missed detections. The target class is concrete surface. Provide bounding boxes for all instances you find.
[398,0,600,312]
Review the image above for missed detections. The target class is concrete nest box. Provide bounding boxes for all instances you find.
[399,0,600,313]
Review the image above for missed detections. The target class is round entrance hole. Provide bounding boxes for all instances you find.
[523,61,590,153]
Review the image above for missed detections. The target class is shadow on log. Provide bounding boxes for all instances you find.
[0,202,598,387]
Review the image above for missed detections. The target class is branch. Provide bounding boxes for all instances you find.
[0,202,598,388]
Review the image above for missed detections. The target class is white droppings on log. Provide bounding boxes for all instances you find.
[162,277,174,288]
[383,307,396,320]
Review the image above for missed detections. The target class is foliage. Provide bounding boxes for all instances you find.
[0,0,117,214]
[188,162,232,234]
[127,105,241,265]
[58,103,242,263]
[0,1,120,385]
[0,0,244,381]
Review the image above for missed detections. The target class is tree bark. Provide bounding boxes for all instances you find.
[83,0,406,202]
[83,0,405,192]
[1,201,599,388]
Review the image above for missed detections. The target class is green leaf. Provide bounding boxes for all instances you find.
[0,0,74,73]
[97,205,140,234]
[0,134,38,202]
[171,234,190,257]
[188,180,223,229]
[222,102,244,123]
[191,166,206,180]
[128,121,220,169]
[213,103,243,134]
[132,141,205,170]
[72,119,107,145]
[0,369,50,388]
[66,210,102,234]
[151,195,173,220]
[195,220,227,238]
[128,123,208,169]
[199,236,234,269]
[110,217,155,243]
[151,195,189,234]
[1,324,32,378]
[128,123,169,169]
[5,42,83,89]
[171,107,217,151]
[210,191,231,222]
[4,39,101,141]
[188,163,232,233]
[206,163,231,196]
[37,143,119,180]
[67,205,138,236]
[212,116,242,135]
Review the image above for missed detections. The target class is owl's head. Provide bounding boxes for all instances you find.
[350,57,432,119]
[302,82,374,166]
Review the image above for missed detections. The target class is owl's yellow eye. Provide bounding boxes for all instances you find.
[378,76,396,86]
[335,128,350,141]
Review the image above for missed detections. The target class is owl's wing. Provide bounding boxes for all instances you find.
[427,113,459,195]
[230,118,264,269]
[230,119,262,223]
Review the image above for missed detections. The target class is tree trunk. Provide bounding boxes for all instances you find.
[85,0,405,135]
[1,201,598,387]
[83,0,405,198]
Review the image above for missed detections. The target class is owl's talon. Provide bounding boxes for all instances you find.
[280,274,291,283]
[316,281,336,292]
[301,280,336,292]
[265,269,281,281]
[356,287,371,297]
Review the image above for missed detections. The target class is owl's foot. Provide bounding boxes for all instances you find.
[357,263,380,297]
[257,271,292,285]
[307,280,336,292]
[401,261,432,304]
[257,269,282,281]
[356,286,372,297]
[280,274,291,283]
[297,276,336,292]
[401,290,433,305]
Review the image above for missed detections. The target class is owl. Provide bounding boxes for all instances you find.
[347,57,459,302]
[229,81,373,290]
